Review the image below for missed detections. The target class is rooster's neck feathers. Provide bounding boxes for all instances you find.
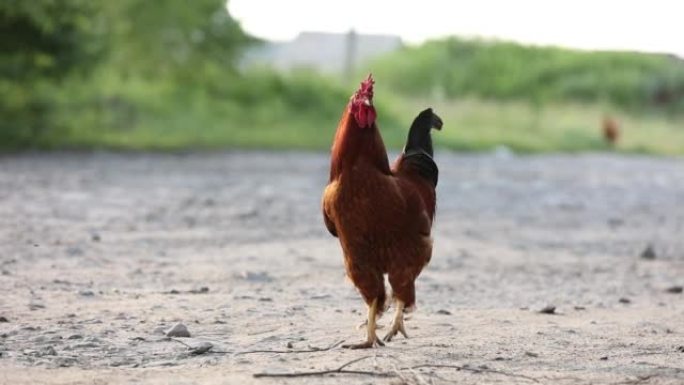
[329,111,390,182]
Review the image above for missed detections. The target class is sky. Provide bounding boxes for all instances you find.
[228,0,683,57]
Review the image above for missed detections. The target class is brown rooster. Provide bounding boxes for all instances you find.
[322,75,442,348]
[602,115,620,146]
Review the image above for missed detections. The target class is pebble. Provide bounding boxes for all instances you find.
[238,271,272,283]
[666,286,683,294]
[67,334,83,340]
[618,297,631,304]
[640,244,656,260]
[0,316,8,322]
[190,342,213,355]
[29,303,46,311]
[436,309,452,315]
[165,323,191,337]
[538,305,556,314]
[78,290,95,297]
[189,287,209,294]
[43,346,57,356]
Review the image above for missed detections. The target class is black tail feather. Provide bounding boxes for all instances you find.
[403,108,443,158]
[400,108,443,187]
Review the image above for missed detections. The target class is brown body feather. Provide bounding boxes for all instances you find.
[322,108,436,317]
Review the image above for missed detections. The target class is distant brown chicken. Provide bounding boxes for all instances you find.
[602,115,620,146]
[322,75,442,348]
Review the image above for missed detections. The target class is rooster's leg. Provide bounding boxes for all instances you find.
[343,298,384,349]
[383,300,408,342]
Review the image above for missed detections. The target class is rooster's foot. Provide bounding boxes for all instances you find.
[383,300,408,342]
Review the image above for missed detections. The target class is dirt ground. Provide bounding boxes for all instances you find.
[1,151,683,385]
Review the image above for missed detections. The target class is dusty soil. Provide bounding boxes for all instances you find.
[1,151,683,384]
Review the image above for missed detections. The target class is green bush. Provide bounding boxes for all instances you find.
[371,37,684,111]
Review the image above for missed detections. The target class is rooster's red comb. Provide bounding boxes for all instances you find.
[358,74,374,95]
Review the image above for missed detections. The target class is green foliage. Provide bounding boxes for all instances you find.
[0,0,104,147]
[391,98,684,155]
[0,0,104,80]
[371,37,684,112]
[2,2,684,155]
[103,0,252,80]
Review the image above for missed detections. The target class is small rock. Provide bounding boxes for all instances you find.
[189,287,209,294]
[55,357,77,367]
[65,247,84,256]
[538,305,556,314]
[666,286,683,294]
[676,346,684,353]
[78,290,95,297]
[574,306,586,311]
[618,297,631,304]
[91,233,101,242]
[286,342,294,349]
[165,323,190,338]
[525,351,539,357]
[599,356,608,361]
[238,271,272,283]
[640,245,656,260]
[258,297,273,302]
[31,336,47,343]
[29,303,45,311]
[114,313,128,320]
[67,334,83,340]
[0,316,8,323]
[43,346,57,356]
[190,342,213,355]
[436,309,452,315]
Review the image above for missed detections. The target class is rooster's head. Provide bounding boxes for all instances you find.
[349,74,377,128]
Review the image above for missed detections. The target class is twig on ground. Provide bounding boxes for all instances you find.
[405,363,540,383]
[235,339,344,355]
[253,355,392,378]
[166,337,344,356]
[611,374,657,385]
[167,337,192,349]
[253,354,539,383]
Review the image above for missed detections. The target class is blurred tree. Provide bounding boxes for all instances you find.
[105,0,252,81]
[0,0,104,147]
[0,0,253,149]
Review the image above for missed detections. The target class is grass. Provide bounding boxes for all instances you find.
[387,98,684,155]
[42,96,684,156]
[12,68,684,155]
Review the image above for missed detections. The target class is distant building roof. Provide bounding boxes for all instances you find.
[242,31,403,74]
